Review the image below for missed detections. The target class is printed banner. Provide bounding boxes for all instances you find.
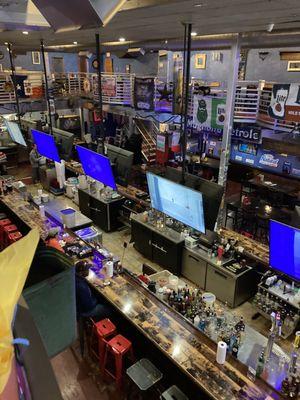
[232,125,262,143]
[171,131,181,152]
[157,134,166,152]
[172,53,183,115]
[133,77,155,111]
[268,83,300,121]
[101,76,116,97]
[193,95,226,134]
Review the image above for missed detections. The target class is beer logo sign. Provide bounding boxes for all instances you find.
[268,83,300,122]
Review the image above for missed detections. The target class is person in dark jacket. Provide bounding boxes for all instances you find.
[75,261,111,319]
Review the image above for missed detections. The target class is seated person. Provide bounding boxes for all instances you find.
[75,260,111,320]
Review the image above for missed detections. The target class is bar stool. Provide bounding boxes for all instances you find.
[3,224,17,248]
[89,318,117,363]
[126,358,163,400]
[102,334,135,389]
[7,231,22,245]
[160,385,189,400]
[0,219,12,249]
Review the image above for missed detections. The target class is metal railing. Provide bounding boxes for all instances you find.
[0,70,296,132]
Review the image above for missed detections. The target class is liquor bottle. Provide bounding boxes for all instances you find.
[231,337,239,359]
[256,351,265,377]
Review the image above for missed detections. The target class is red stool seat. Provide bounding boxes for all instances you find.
[103,334,135,389]
[89,318,117,363]
[4,224,17,234]
[0,219,12,249]
[3,224,18,248]
[8,232,22,244]
[108,335,132,355]
[96,318,116,337]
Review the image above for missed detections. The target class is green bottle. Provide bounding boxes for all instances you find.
[256,351,265,377]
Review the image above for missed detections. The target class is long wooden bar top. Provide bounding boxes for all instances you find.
[96,273,282,400]
[1,191,282,399]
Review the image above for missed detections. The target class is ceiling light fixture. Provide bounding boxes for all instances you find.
[267,23,274,32]
[194,3,204,7]
[165,40,168,44]
[119,37,126,42]
[22,31,29,35]
[4,42,8,45]
[191,32,197,37]
[73,41,78,44]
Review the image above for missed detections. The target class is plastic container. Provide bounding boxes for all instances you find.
[78,175,88,190]
[202,292,216,308]
[22,248,76,358]
[60,208,76,228]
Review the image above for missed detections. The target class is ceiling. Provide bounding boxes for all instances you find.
[2,0,300,52]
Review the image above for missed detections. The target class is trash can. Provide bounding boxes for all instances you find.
[22,247,76,358]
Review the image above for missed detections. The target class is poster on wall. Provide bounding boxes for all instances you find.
[157,134,166,152]
[133,77,155,111]
[173,53,183,115]
[193,95,226,134]
[101,76,116,97]
[171,131,181,152]
[268,83,300,121]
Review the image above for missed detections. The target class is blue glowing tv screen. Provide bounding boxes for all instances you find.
[270,220,300,281]
[146,172,205,233]
[31,129,60,163]
[76,146,116,190]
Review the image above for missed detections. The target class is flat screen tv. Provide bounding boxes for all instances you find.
[106,143,134,185]
[76,145,116,190]
[165,166,223,231]
[269,220,300,281]
[5,120,27,147]
[31,129,60,163]
[52,127,74,161]
[146,172,205,234]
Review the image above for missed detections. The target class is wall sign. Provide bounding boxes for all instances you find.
[133,77,155,111]
[193,95,226,133]
[268,83,300,121]
[101,76,116,97]
[258,153,280,168]
[157,134,166,152]
[232,125,262,143]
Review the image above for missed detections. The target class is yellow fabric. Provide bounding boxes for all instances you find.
[0,229,39,394]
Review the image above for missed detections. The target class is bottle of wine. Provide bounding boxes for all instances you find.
[256,351,265,377]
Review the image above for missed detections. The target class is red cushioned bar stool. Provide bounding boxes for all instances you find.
[0,219,12,249]
[102,334,135,390]
[3,224,18,248]
[88,318,117,364]
[7,231,22,246]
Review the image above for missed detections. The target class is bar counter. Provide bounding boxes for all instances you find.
[96,272,281,400]
[0,191,284,400]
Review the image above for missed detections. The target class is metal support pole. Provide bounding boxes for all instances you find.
[7,43,21,126]
[181,23,192,185]
[216,35,241,229]
[95,33,103,118]
[40,39,53,134]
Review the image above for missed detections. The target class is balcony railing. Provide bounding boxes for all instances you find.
[0,70,295,131]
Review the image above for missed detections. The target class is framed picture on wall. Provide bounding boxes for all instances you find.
[195,53,206,69]
[287,60,300,71]
[32,51,41,65]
